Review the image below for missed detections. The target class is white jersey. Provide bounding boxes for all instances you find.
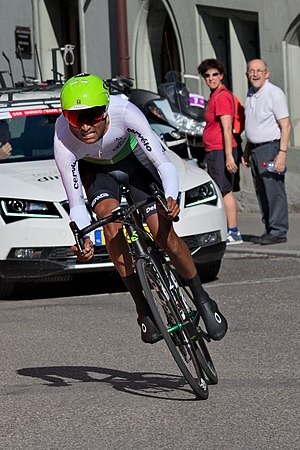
[54,95,179,228]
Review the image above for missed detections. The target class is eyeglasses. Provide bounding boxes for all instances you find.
[203,72,220,79]
[247,69,266,76]
[63,105,107,127]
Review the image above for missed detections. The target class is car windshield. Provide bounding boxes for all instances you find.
[0,112,60,163]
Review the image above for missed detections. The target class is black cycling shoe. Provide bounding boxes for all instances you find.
[137,315,163,344]
[197,299,228,341]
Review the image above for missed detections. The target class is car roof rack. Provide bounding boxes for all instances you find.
[0,82,63,104]
[0,83,62,106]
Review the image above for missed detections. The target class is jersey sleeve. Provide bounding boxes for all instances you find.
[54,125,91,229]
[272,87,289,120]
[123,101,179,199]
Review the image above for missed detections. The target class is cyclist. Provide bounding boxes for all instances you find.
[54,73,228,344]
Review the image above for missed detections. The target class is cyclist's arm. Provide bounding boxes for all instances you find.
[124,101,179,199]
[54,131,91,230]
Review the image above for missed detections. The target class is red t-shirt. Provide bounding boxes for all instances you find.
[203,86,237,151]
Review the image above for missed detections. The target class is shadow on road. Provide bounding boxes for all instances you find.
[17,365,200,401]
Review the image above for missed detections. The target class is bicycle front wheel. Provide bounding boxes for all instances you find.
[163,263,218,385]
[195,335,218,385]
[136,258,209,400]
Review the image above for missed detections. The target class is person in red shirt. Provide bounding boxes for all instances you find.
[198,58,243,244]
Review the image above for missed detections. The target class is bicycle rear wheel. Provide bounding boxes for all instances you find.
[136,258,209,399]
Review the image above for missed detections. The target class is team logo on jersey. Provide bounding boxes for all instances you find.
[127,128,152,152]
[70,161,79,189]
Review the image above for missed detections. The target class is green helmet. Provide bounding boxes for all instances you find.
[60,73,110,111]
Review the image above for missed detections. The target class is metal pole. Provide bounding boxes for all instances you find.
[51,49,58,83]
[78,0,87,73]
[116,0,129,77]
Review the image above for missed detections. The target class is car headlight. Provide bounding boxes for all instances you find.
[184,181,218,207]
[0,198,61,223]
[173,113,205,137]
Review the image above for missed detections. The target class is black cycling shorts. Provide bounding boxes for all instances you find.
[78,147,163,219]
[205,147,238,193]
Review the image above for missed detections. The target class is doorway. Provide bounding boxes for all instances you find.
[133,0,182,91]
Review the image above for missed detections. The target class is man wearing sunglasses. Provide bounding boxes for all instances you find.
[54,73,227,343]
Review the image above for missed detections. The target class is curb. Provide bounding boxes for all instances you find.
[225,246,300,258]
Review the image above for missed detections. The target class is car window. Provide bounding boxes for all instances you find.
[0,113,59,163]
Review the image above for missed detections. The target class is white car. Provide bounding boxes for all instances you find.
[0,87,227,298]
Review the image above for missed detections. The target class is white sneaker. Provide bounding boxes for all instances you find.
[227,230,243,245]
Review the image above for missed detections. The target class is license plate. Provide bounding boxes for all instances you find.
[94,228,105,246]
[94,225,152,246]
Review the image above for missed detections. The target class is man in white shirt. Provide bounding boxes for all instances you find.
[243,59,291,245]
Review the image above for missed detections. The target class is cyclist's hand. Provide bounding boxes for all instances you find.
[71,237,94,261]
[166,196,180,220]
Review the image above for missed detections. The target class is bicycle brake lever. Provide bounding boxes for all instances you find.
[69,221,85,254]
[150,183,179,223]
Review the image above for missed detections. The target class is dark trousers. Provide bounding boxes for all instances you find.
[250,141,288,236]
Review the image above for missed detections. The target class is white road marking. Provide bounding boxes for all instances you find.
[207,274,300,288]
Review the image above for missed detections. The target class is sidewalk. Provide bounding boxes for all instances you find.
[226,213,300,258]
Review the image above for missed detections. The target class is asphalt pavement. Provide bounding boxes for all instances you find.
[226,212,300,258]
[1,249,299,449]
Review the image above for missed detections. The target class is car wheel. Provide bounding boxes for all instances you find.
[196,260,221,283]
[0,280,15,299]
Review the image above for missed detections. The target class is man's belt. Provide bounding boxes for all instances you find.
[251,140,280,148]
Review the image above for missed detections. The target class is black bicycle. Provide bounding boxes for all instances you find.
[70,182,218,399]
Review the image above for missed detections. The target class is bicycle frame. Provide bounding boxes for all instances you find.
[69,184,217,397]
[69,183,195,331]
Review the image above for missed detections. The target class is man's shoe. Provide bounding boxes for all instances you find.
[227,231,243,245]
[137,315,163,344]
[251,233,268,244]
[197,299,228,341]
[260,234,287,245]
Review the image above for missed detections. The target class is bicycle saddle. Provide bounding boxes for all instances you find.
[110,170,130,187]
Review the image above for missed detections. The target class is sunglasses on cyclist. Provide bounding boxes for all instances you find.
[63,105,107,127]
[203,72,220,78]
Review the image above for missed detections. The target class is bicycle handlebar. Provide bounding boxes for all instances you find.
[149,183,179,223]
[69,183,179,253]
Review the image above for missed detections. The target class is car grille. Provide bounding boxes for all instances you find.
[48,245,111,265]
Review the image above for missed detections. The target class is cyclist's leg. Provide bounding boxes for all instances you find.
[95,198,161,342]
[94,198,161,342]
[79,160,160,342]
[146,212,228,341]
